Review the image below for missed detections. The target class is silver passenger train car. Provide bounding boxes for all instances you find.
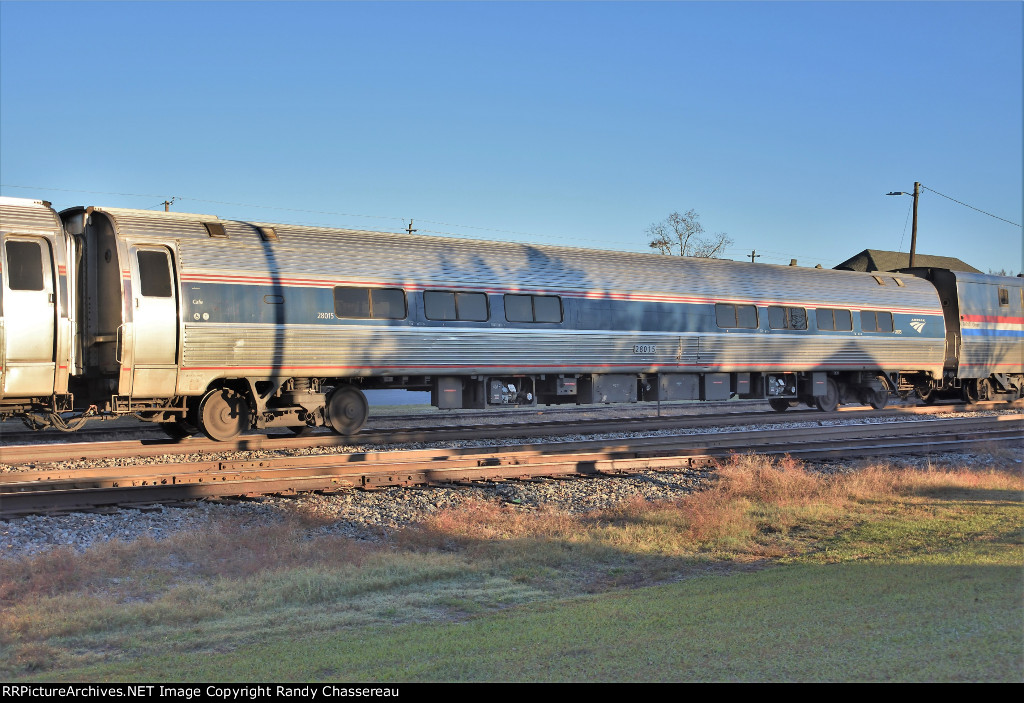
[1,196,1021,440]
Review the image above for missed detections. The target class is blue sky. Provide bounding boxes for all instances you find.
[2,1,1021,273]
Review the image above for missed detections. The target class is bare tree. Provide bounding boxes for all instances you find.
[647,210,734,258]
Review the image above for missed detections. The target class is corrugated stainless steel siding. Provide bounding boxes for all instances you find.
[959,342,1024,375]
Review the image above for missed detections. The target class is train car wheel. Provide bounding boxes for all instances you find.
[866,389,889,410]
[962,381,979,403]
[198,388,251,441]
[814,379,839,412]
[917,387,937,405]
[327,386,368,436]
[768,398,791,412]
[976,379,992,401]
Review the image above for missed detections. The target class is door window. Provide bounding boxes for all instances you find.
[5,240,44,291]
[138,250,172,297]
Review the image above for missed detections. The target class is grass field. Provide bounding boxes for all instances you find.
[2,452,1022,682]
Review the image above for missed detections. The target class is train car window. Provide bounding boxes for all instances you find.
[425,291,489,321]
[860,310,893,333]
[504,294,561,323]
[715,303,758,329]
[715,304,737,328]
[370,288,407,319]
[860,310,875,332]
[334,286,407,319]
[4,240,44,291]
[138,251,172,298]
[456,292,489,321]
[736,305,758,328]
[768,306,807,330]
[998,288,1009,306]
[334,287,371,318]
[533,295,562,323]
[834,309,852,331]
[816,309,835,331]
[504,294,534,322]
[816,308,848,330]
[424,291,457,321]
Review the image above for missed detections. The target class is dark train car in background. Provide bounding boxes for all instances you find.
[902,268,1024,402]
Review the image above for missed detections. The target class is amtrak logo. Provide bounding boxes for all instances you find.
[909,319,926,334]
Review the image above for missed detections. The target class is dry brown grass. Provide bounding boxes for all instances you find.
[400,498,581,546]
[0,515,372,604]
[397,452,1023,564]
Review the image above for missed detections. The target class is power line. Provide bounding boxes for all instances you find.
[921,185,1021,228]
[897,198,913,253]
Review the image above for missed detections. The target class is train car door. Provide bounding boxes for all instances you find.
[129,245,179,397]
[1,237,57,395]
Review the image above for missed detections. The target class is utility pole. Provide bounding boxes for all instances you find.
[909,182,920,268]
[406,219,417,235]
[886,183,920,267]
[748,250,760,263]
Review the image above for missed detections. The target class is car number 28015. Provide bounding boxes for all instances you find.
[633,344,656,354]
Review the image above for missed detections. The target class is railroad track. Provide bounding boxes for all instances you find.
[2,399,751,445]
[1,399,1017,466]
[2,413,1020,518]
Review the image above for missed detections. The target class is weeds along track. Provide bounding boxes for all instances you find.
[1,414,1020,518]
[0,399,1017,465]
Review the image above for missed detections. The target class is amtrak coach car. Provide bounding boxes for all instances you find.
[0,196,1020,440]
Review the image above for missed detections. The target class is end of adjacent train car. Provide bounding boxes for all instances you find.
[902,267,1024,400]
[0,196,75,418]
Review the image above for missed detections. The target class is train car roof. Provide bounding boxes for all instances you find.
[899,267,1023,286]
[0,196,62,235]
[64,205,947,312]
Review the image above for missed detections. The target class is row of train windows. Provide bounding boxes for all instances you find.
[332,287,563,323]
[715,303,894,332]
[333,289,896,332]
